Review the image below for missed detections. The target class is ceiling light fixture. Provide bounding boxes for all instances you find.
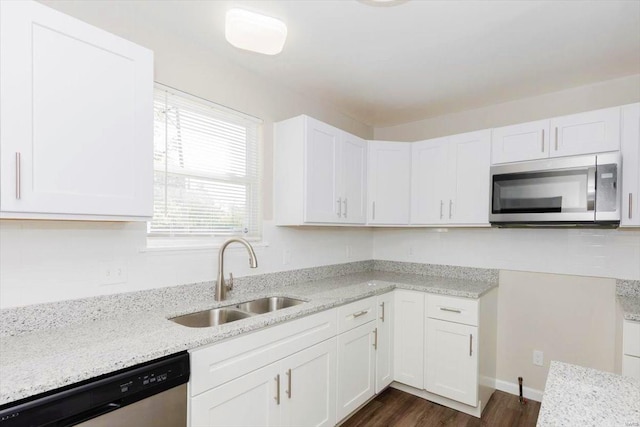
[225,8,287,55]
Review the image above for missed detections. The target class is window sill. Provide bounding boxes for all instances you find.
[141,238,269,253]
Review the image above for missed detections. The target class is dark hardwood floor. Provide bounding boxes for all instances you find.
[341,389,541,427]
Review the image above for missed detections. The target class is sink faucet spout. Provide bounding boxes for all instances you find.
[216,238,258,301]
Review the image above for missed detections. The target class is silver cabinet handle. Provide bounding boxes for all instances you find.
[469,334,473,356]
[275,374,280,404]
[372,201,376,221]
[343,198,348,218]
[440,307,462,314]
[449,200,453,219]
[15,152,21,200]
[440,200,444,219]
[336,197,342,218]
[380,302,385,322]
[629,193,633,219]
[352,309,369,318]
[554,127,559,151]
[286,369,292,398]
[541,129,545,152]
[373,327,378,350]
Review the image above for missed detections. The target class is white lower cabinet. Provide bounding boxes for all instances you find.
[393,290,425,389]
[191,362,281,427]
[375,292,394,393]
[191,339,336,427]
[336,321,376,421]
[425,319,478,406]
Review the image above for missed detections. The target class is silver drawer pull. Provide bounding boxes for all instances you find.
[373,327,378,350]
[275,374,280,404]
[440,307,462,314]
[352,310,369,318]
[286,369,292,398]
[469,334,473,356]
[380,302,385,322]
[629,193,633,219]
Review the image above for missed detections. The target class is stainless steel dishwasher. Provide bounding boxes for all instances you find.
[0,352,190,427]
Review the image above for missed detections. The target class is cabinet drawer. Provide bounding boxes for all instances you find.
[337,296,377,334]
[426,294,478,326]
[622,355,640,380]
[623,320,640,357]
[190,309,337,396]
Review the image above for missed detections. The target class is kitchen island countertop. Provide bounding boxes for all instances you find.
[536,361,640,427]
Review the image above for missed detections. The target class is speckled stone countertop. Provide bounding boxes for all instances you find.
[0,268,497,406]
[537,361,640,427]
[617,279,640,322]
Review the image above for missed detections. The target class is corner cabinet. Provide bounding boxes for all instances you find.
[274,115,367,225]
[0,0,154,220]
[621,103,640,227]
[411,130,491,225]
[491,106,621,164]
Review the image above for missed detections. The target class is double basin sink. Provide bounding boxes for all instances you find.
[170,296,306,328]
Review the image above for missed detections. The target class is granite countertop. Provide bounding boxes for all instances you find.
[0,269,497,406]
[618,294,640,322]
[536,361,640,427]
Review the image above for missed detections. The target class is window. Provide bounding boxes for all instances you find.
[149,84,262,244]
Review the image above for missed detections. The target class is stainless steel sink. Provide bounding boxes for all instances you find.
[170,307,254,328]
[235,296,306,314]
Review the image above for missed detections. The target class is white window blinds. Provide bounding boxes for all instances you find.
[149,85,262,238]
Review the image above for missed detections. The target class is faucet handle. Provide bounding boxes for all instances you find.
[227,272,234,291]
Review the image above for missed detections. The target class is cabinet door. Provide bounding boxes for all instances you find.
[281,338,337,427]
[367,141,411,224]
[448,130,491,225]
[0,0,153,218]
[336,322,376,421]
[621,103,640,227]
[393,290,424,389]
[190,362,281,427]
[304,117,342,223]
[550,107,621,157]
[425,318,478,407]
[376,292,394,393]
[411,138,449,224]
[341,133,367,224]
[491,120,550,164]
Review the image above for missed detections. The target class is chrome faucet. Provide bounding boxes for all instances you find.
[215,237,258,301]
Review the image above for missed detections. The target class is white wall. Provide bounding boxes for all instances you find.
[0,2,374,309]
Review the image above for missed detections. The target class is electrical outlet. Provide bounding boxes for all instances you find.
[282,249,291,265]
[100,261,127,285]
[533,350,544,367]
[408,246,414,256]
[346,245,352,259]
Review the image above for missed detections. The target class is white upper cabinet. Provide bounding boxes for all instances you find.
[0,0,153,220]
[304,119,342,223]
[449,130,491,225]
[367,141,411,225]
[274,115,367,225]
[491,120,550,164]
[411,138,449,224]
[550,107,621,157]
[412,130,491,225]
[491,107,621,164]
[621,103,640,227]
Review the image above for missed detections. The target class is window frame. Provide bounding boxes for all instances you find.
[147,83,263,249]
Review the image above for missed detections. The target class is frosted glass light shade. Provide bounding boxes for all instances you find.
[225,9,287,55]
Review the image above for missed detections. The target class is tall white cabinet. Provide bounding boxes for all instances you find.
[274,115,367,225]
[0,0,153,220]
[621,103,640,227]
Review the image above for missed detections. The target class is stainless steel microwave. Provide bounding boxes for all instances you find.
[489,152,621,227]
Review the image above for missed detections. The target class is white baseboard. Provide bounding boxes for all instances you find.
[494,378,543,402]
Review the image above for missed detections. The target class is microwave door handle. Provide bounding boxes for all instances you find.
[587,166,596,214]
